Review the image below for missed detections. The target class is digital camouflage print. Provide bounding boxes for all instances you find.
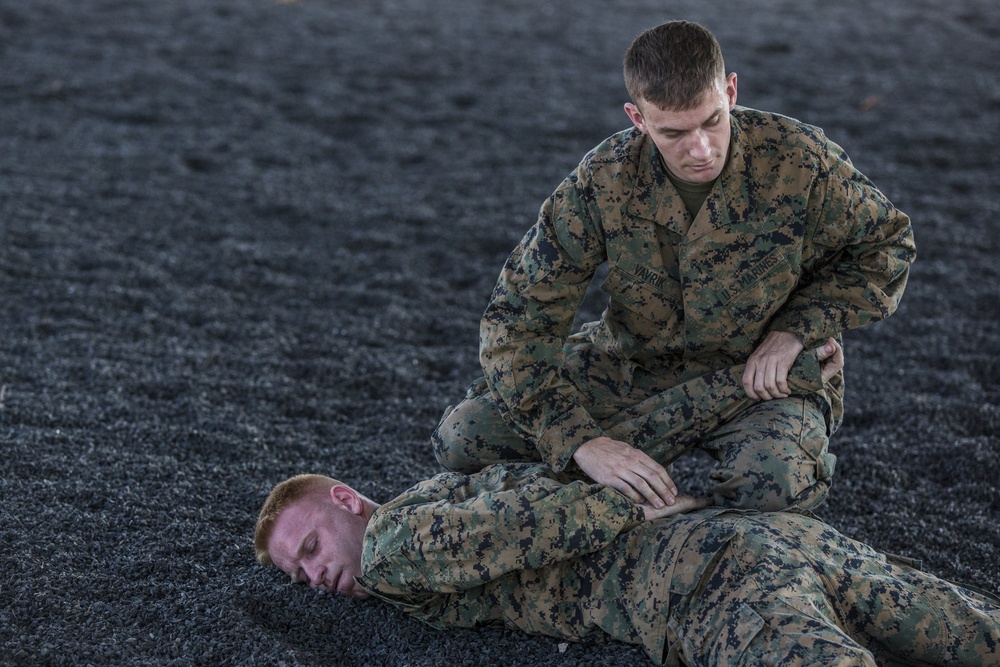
[666,511,1000,666]
[472,107,915,474]
[436,341,839,510]
[357,463,999,666]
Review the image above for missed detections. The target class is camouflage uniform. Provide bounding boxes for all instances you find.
[434,107,915,511]
[357,463,999,666]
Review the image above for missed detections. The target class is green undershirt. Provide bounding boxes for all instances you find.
[665,167,717,221]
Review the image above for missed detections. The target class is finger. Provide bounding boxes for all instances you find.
[637,453,679,499]
[674,495,712,512]
[753,365,773,401]
[660,467,679,498]
[765,360,779,399]
[638,476,677,508]
[612,479,645,505]
[742,364,760,400]
[815,337,836,361]
[633,453,678,495]
[820,339,846,381]
[769,357,792,398]
[764,357,791,399]
[647,495,711,520]
[774,359,791,397]
[625,469,675,509]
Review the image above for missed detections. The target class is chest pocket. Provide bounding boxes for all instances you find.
[602,265,681,325]
[597,265,684,359]
[719,248,798,344]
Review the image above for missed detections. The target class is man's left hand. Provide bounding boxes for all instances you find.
[742,330,804,400]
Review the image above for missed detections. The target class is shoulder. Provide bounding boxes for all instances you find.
[732,106,849,166]
[376,462,561,515]
[577,126,649,173]
[569,127,651,194]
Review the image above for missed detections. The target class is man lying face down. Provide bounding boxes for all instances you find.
[254,346,999,666]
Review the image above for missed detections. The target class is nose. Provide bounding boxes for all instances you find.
[304,562,326,589]
[687,130,711,158]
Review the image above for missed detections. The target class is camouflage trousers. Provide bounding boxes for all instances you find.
[433,363,835,512]
[666,511,1000,666]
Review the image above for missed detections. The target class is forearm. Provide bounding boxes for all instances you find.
[600,348,828,464]
[480,178,607,471]
[769,252,912,345]
[482,282,605,472]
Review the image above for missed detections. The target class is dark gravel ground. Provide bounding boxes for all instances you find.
[1,1,998,665]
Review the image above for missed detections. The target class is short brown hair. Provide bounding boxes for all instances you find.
[623,21,726,110]
[253,474,337,565]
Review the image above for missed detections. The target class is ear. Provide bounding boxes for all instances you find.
[725,72,738,110]
[624,102,648,134]
[329,485,363,515]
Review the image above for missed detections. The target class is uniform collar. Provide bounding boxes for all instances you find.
[626,111,755,241]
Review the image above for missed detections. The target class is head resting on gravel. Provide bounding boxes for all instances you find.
[254,473,376,599]
[254,474,337,565]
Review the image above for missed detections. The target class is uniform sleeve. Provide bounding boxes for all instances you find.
[480,163,609,472]
[359,463,644,596]
[606,350,828,463]
[768,140,916,346]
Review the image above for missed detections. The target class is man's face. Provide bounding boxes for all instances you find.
[625,73,738,184]
[267,487,370,599]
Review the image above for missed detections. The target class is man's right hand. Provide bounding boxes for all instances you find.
[572,436,679,508]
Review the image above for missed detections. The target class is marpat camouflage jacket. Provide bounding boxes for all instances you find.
[480,107,915,469]
[357,461,741,664]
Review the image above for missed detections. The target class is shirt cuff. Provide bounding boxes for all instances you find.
[537,405,605,473]
[787,344,826,394]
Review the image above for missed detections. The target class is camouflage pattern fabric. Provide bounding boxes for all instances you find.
[466,107,914,477]
[667,511,1000,666]
[357,463,999,666]
[436,346,837,510]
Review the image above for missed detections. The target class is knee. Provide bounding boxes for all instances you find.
[711,461,833,512]
[766,471,832,512]
[710,399,836,512]
[431,404,484,473]
[431,391,538,473]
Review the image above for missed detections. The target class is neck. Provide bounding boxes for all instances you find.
[360,497,381,522]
